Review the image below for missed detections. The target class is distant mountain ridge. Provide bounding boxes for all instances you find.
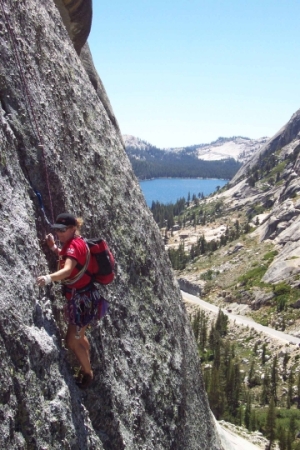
[123,134,268,180]
[123,134,268,164]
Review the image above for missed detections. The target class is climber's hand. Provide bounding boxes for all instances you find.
[36,275,52,286]
[45,234,58,253]
[45,233,55,248]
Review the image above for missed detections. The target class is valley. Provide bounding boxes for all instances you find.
[144,112,300,448]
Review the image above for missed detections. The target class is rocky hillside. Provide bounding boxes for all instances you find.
[166,108,300,334]
[162,123,300,444]
[0,1,223,450]
[231,110,300,184]
[124,134,268,164]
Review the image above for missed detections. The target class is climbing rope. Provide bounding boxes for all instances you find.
[35,191,54,228]
[0,0,55,225]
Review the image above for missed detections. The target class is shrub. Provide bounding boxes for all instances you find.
[238,265,268,288]
[273,282,291,296]
[263,250,278,262]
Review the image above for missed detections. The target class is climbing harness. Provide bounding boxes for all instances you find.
[63,284,109,339]
[0,0,55,225]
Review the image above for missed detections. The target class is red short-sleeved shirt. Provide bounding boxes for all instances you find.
[59,236,97,291]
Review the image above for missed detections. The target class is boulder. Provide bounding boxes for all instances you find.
[228,242,244,254]
[177,278,202,297]
[291,299,300,309]
[251,291,274,310]
[257,199,300,241]
[280,177,300,201]
[263,238,300,284]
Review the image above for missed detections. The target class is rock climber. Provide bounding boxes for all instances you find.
[36,213,108,389]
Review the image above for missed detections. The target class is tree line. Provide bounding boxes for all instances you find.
[168,219,248,270]
[191,309,300,449]
[246,144,300,188]
[150,193,206,229]
[127,147,241,179]
[150,197,186,229]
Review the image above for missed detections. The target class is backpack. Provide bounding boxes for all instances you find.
[75,238,115,285]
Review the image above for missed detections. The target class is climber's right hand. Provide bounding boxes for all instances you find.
[45,233,57,251]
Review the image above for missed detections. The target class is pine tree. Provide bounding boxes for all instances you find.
[297,371,300,409]
[261,370,270,405]
[222,341,231,381]
[225,358,241,419]
[261,343,267,365]
[287,369,294,409]
[191,310,208,353]
[271,356,278,405]
[248,360,255,388]
[282,352,290,381]
[187,192,190,205]
[289,414,296,442]
[213,337,221,370]
[199,311,207,352]
[253,342,258,355]
[237,405,243,426]
[277,424,286,450]
[286,430,292,450]
[265,397,276,448]
[249,409,257,432]
[244,393,251,430]
[191,310,201,343]
[208,367,224,419]
[215,308,228,337]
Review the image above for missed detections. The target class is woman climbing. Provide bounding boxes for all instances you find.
[36,213,107,389]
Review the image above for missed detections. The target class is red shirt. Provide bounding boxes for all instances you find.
[59,236,97,291]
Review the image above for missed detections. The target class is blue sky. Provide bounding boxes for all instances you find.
[88,1,300,148]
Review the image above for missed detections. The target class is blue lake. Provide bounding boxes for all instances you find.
[139,178,228,206]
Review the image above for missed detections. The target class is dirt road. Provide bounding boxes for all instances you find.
[181,290,300,346]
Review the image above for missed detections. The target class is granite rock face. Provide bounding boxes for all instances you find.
[0,1,223,449]
[231,109,300,185]
[217,110,300,287]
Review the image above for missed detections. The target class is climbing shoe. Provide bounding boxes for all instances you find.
[77,373,94,389]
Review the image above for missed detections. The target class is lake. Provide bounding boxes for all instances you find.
[139,178,228,206]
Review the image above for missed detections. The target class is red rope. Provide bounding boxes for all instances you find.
[1,0,55,223]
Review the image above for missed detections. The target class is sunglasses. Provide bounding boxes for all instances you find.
[56,226,71,233]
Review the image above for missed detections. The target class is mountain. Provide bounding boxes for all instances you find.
[0,1,224,449]
[123,135,255,180]
[123,134,268,163]
[123,134,267,180]
[185,136,268,163]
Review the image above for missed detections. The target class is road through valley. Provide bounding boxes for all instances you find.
[181,290,300,346]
